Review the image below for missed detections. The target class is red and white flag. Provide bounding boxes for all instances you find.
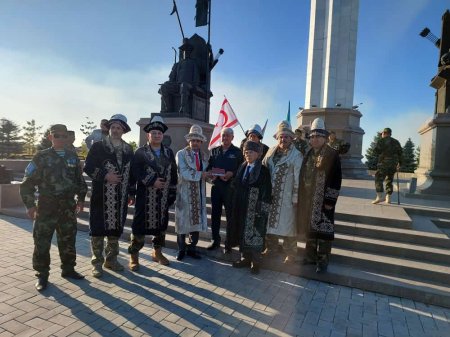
[208,98,239,150]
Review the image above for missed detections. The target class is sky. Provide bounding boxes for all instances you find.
[0,0,448,156]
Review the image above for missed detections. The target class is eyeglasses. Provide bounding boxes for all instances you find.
[53,134,68,139]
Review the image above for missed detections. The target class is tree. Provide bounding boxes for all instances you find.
[80,117,96,137]
[415,146,421,169]
[365,132,381,170]
[22,119,43,156]
[0,118,23,158]
[37,128,52,151]
[128,141,138,152]
[400,138,416,173]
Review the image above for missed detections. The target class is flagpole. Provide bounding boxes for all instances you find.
[224,95,246,134]
[204,0,212,123]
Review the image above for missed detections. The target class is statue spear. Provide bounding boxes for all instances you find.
[170,0,185,40]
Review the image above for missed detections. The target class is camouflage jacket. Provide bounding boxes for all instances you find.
[374,136,402,168]
[20,148,87,209]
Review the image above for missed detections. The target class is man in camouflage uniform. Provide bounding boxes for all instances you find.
[372,128,402,204]
[293,127,310,156]
[20,124,87,291]
[327,131,350,155]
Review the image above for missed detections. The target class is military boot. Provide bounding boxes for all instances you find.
[92,265,103,278]
[129,253,139,271]
[372,192,383,204]
[385,194,391,204]
[104,237,124,271]
[152,248,170,266]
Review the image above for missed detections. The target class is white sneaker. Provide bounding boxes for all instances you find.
[385,194,391,204]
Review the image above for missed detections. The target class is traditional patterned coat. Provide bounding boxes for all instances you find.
[263,145,302,237]
[131,144,177,235]
[174,147,208,235]
[228,160,272,252]
[84,137,134,237]
[297,144,342,240]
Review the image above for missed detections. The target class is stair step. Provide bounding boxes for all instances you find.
[335,220,450,249]
[333,233,450,265]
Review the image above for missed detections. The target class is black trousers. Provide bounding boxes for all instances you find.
[210,183,232,243]
[177,232,199,252]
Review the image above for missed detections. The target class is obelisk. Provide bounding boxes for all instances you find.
[297,0,367,178]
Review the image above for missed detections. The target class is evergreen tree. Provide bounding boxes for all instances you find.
[37,128,52,151]
[415,146,420,169]
[0,118,23,158]
[400,138,416,173]
[365,132,382,170]
[22,119,43,156]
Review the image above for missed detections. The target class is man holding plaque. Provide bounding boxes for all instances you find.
[206,128,244,252]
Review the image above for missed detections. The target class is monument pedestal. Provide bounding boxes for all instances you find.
[297,107,369,178]
[414,114,450,196]
[137,113,213,154]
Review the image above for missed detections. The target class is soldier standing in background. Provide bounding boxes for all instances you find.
[293,127,310,156]
[372,127,402,204]
[84,114,135,278]
[20,124,87,291]
[65,130,77,153]
[128,116,177,270]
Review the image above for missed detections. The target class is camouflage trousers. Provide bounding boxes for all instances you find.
[304,238,332,267]
[375,165,397,195]
[128,233,166,255]
[33,198,78,279]
[91,236,120,267]
[265,234,297,256]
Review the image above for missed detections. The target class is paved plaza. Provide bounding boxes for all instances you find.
[0,215,450,337]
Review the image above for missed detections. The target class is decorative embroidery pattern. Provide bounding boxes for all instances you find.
[325,187,339,200]
[244,187,263,246]
[145,187,159,229]
[310,171,333,234]
[189,181,201,226]
[119,162,130,227]
[267,163,288,228]
[104,161,119,230]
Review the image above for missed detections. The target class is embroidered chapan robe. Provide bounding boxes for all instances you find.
[228,160,272,252]
[263,145,302,237]
[84,137,134,237]
[297,144,342,240]
[131,144,177,236]
[174,147,208,235]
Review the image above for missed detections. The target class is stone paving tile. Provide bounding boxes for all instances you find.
[2,215,450,337]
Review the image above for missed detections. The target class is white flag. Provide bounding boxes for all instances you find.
[208,98,239,150]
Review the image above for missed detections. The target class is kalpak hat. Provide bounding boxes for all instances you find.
[185,124,207,142]
[144,115,168,133]
[107,114,131,133]
[274,120,295,139]
[245,124,263,139]
[309,118,329,137]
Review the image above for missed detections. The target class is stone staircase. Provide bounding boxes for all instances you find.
[3,175,450,308]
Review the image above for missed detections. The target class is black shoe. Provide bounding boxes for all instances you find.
[35,277,48,291]
[186,250,202,259]
[223,246,232,254]
[316,264,328,273]
[176,250,185,261]
[206,241,220,251]
[232,259,251,268]
[250,262,260,274]
[61,270,85,280]
[302,258,315,265]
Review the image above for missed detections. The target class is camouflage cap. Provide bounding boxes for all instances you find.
[50,124,68,134]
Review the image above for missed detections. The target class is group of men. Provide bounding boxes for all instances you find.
[20,113,346,291]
